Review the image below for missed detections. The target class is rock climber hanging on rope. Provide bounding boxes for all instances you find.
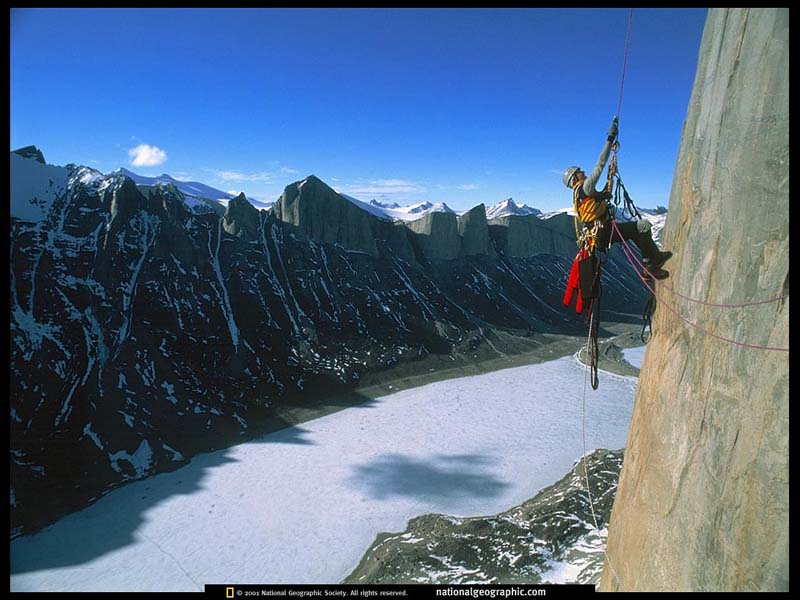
[562,116,672,280]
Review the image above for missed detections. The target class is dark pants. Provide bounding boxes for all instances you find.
[595,219,661,263]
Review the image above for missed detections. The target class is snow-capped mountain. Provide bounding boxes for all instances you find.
[368,199,400,209]
[339,194,456,222]
[112,168,274,211]
[637,207,668,248]
[486,198,542,220]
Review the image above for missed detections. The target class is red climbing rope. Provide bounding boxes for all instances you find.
[609,220,789,352]
[617,226,786,308]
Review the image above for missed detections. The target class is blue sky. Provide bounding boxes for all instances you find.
[11,8,707,212]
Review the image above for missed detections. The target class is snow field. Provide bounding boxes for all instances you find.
[11,355,637,591]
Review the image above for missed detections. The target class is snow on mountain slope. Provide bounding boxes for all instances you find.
[10,153,69,223]
[113,168,234,201]
[339,194,456,222]
[338,193,394,220]
[216,196,274,211]
[486,198,541,220]
[113,168,274,211]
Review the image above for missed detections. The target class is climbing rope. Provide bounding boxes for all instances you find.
[616,238,786,308]
[581,319,601,528]
[615,9,634,121]
[586,300,600,390]
[579,314,624,590]
[579,10,633,591]
[610,220,789,352]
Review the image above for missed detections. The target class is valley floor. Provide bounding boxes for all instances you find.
[10,325,643,592]
[270,316,645,430]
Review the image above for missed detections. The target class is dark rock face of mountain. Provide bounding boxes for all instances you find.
[346,449,623,585]
[458,204,496,258]
[489,214,576,258]
[12,145,46,164]
[539,213,578,240]
[10,160,648,538]
[406,211,461,261]
[274,175,385,257]
[223,193,261,239]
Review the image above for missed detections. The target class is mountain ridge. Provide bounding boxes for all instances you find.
[10,149,650,538]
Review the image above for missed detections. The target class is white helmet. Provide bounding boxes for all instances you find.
[562,166,580,188]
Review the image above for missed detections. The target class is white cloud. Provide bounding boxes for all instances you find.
[226,189,241,196]
[280,166,299,175]
[343,179,426,196]
[216,170,275,182]
[128,144,167,167]
[455,184,479,191]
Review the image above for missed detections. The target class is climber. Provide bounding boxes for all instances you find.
[562,116,672,279]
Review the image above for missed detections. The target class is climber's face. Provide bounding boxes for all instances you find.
[574,170,586,184]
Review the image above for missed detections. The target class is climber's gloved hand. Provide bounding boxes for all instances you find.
[607,116,619,142]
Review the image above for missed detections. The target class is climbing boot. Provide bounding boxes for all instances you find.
[644,265,669,280]
[650,250,673,269]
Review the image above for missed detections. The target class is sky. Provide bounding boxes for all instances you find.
[10,8,707,212]
[11,352,639,590]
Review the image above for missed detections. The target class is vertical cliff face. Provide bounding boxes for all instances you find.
[274,175,383,257]
[600,8,788,592]
[457,204,496,257]
[406,210,462,260]
[488,214,576,258]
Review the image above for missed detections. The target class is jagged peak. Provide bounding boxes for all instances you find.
[227,192,256,210]
[460,203,487,218]
[430,202,455,213]
[12,145,46,164]
[407,201,433,214]
[487,197,541,219]
[369,199,400,209]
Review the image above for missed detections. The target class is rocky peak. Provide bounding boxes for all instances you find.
[406,210,460,261]
[274,175,380,257]
[407,201,433,214]
[487,197,542,220]
[12,145,46,164]
[457,204,495,257]
[105,175,151,230]
[369,199,400,209]
[223,192,260,239]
